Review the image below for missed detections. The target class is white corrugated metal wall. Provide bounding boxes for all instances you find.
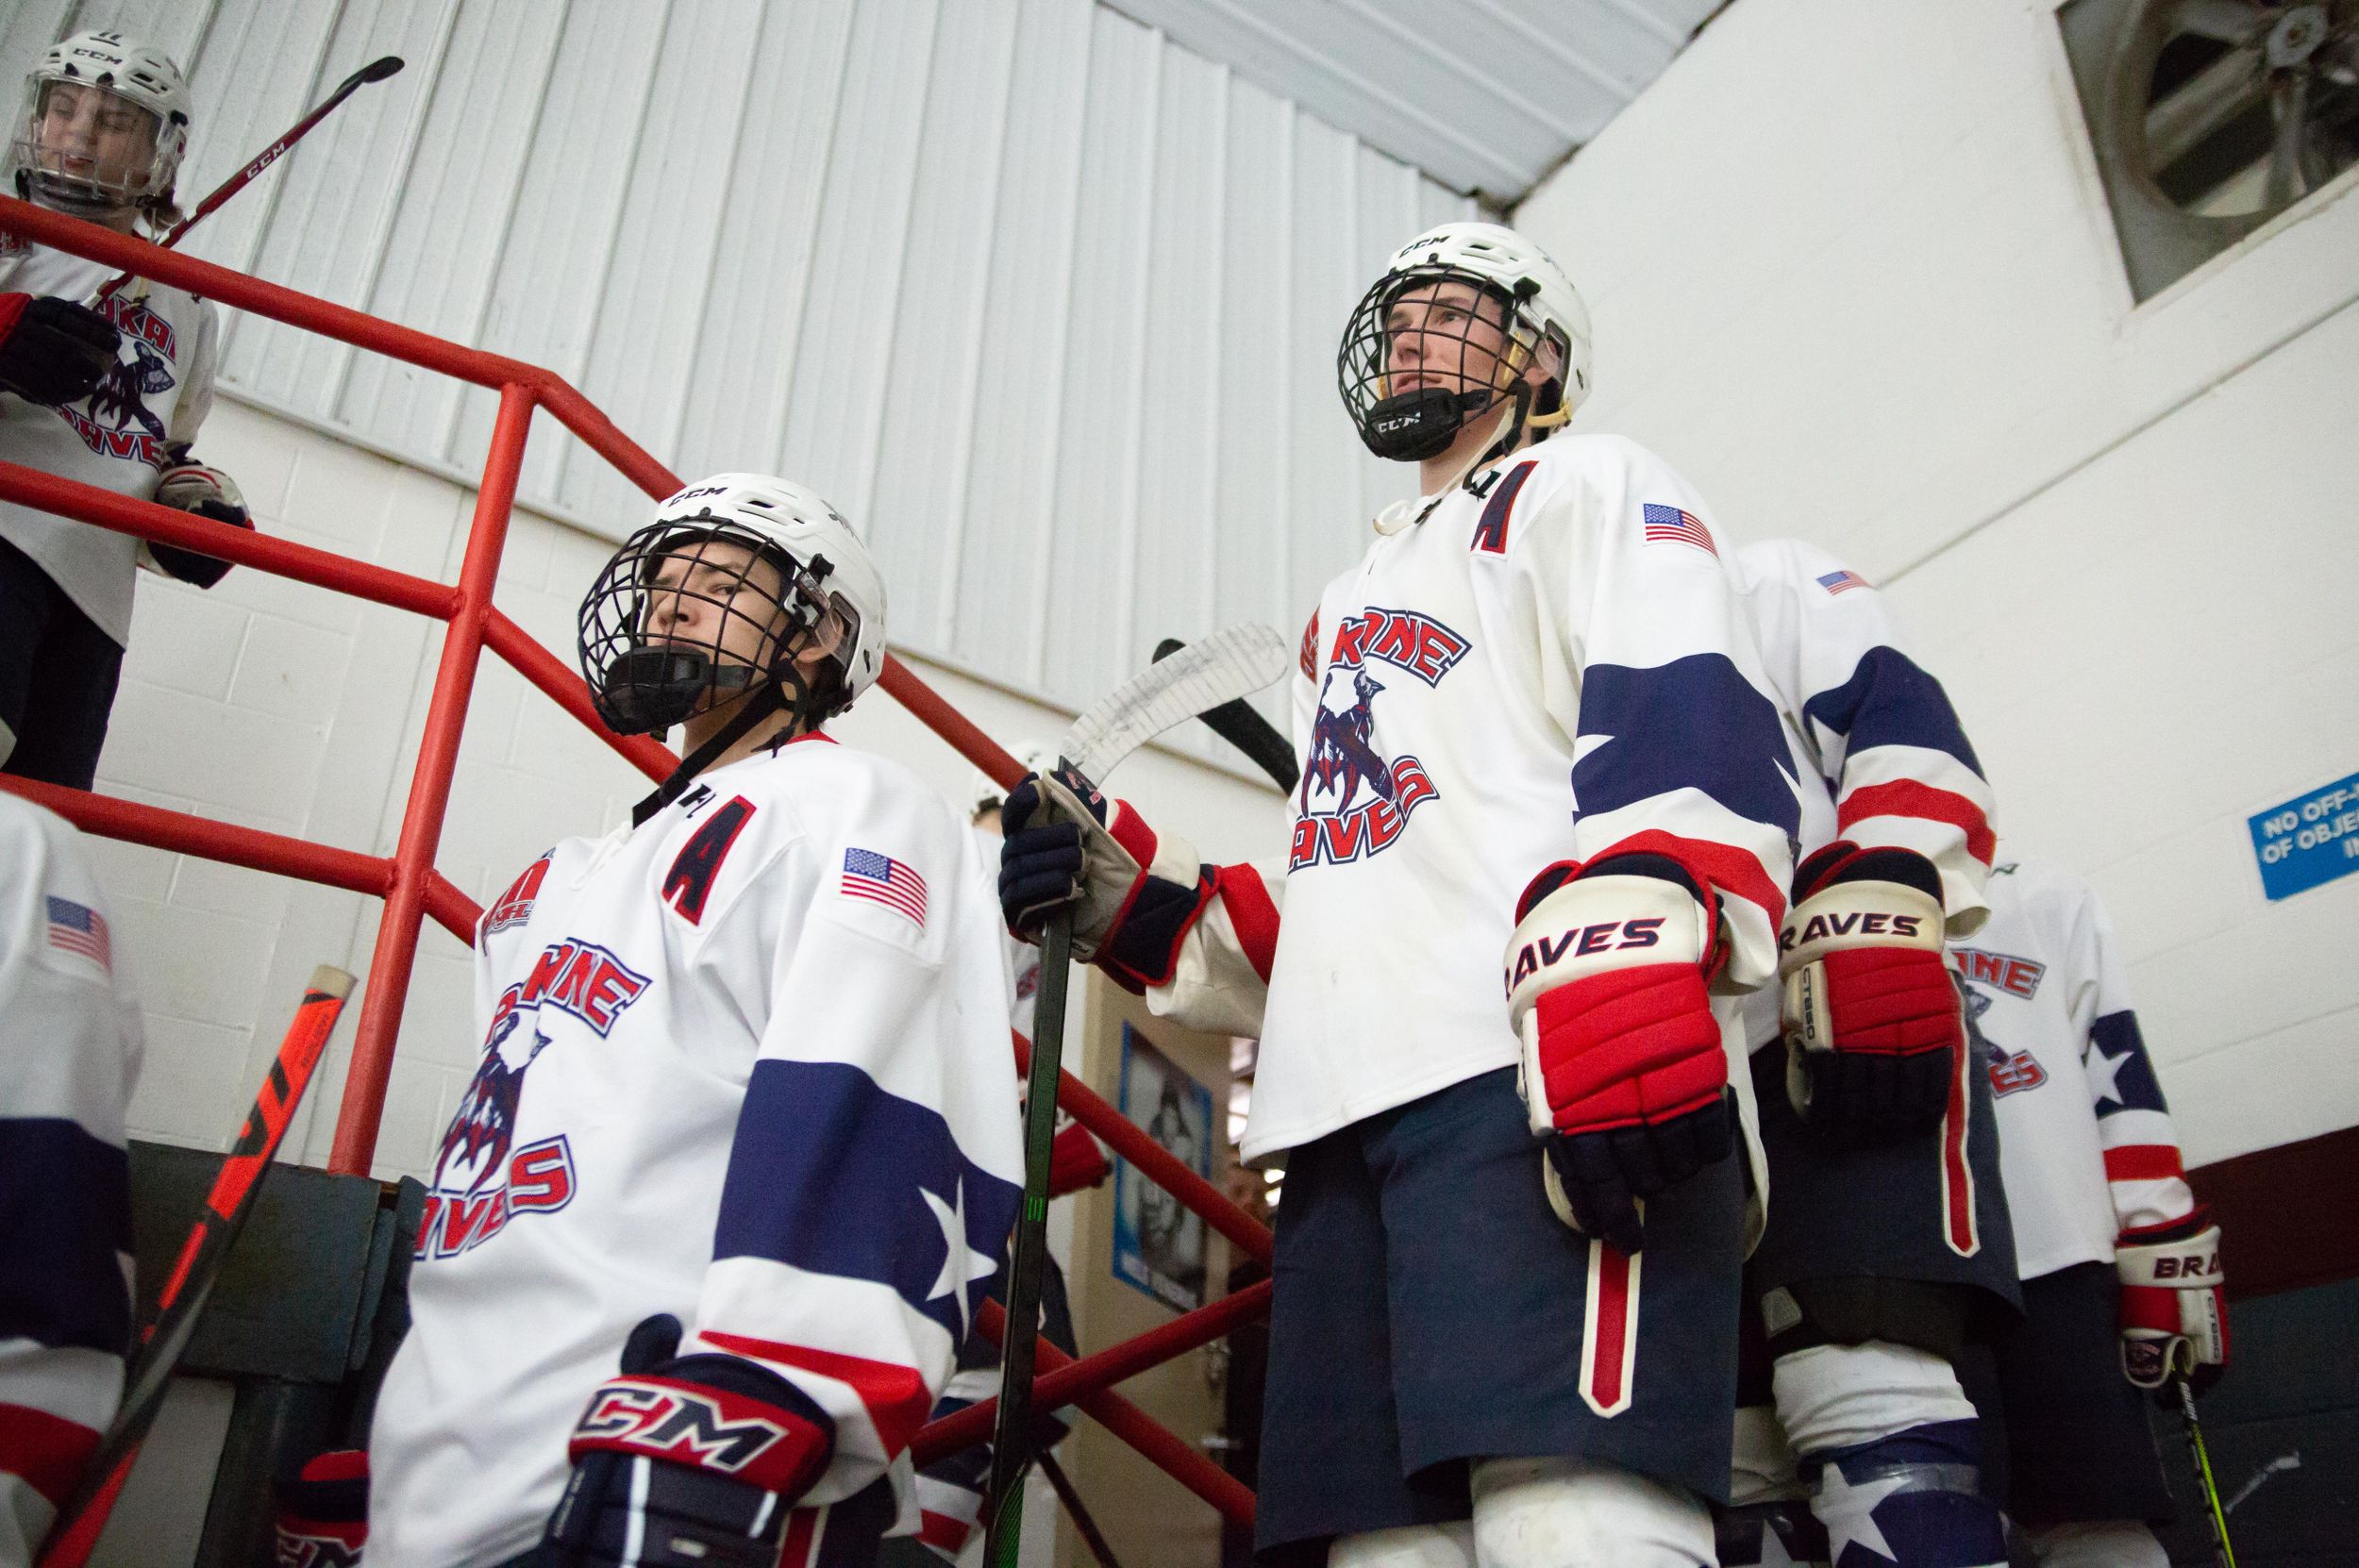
[4,0,1472,722]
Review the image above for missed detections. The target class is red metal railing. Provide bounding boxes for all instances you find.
[0,195,1269,1526]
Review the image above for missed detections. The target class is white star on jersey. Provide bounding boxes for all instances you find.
[925,1179,998,1334]
[1815,1464,1906,1561]
[2083,1041,2133,1109]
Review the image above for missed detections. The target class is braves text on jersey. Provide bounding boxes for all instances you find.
[1963,858,2194,1280]
[1729,538,1999,1053]
[0,241,220,645]
[0,794,143,1562]
[366,737,1022,1568]
[1098,433,1800,1168]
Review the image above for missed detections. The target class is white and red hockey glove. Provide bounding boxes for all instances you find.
[997,765,1214,991]
[1778,842,1958,1137]
[0,292,119,405]
[1504,850,1733,1255]
[274,1447,368,1567]
[142,459,253,589]
[2116,1208,2228,1392]
[1047,1111,1113,1197]
[544,1313,834,1568]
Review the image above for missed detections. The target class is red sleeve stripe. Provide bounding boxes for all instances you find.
[1213,863,1280,982]
[699,1330,931,1460]
[1587,828,1788,931]
[2103,1144,2184,1182]
[0,1402,101,1509]
[1837,779,1997,866]
[1105,801,1159,868]
[921,1510,976,1552]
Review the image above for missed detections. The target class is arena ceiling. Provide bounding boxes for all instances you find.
[1099,0,1728,201]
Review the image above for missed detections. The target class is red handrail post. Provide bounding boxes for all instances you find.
[327,381,537,1175]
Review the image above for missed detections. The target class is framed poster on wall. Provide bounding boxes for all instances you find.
[1112,1023,1213,1310]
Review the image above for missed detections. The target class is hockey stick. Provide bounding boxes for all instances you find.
[2176,1374,2237,1568]
[1153,638,1297,792]
[984,626,1289,1568]
[37,965,357,1568]
[93,56,405,302]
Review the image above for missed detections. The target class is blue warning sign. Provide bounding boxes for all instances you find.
[2249,770,2359,901]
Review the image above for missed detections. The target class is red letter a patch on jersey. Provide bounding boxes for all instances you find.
[662,797,757,926]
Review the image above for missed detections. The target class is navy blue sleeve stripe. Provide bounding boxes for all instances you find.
[714,1060,1023,1345]
[2089,1010,2169,1117]
[0,1119,132,1354]
[1800,646,1984,776]
[1572,654,1800,837]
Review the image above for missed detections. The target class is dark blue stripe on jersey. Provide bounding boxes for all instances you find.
[715,1060,1022,1345]
[2089,1010,2169,1117]
[0,1119,132,1353]
[1801,646,1984,777]
[1572,654,1799,837]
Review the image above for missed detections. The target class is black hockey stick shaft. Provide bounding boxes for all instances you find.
[1036,1447,1125,1568]
[983,909,1075,1568]
[38,966,355,1568]
[1151,639,1297,792]
[2176,1375,2236,1568]
[95,56,405,300]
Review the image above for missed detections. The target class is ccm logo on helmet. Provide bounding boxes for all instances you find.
[1779,909,1924,951]
[1502,918,1665,996]
[669,483,729,502]
[578,1381,788,1472]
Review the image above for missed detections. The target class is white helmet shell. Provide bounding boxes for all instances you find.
[1380,222,1593,415]
[650,472,889,710]
[17,30,190,216]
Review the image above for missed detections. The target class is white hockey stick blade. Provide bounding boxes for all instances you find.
[1060,623,1290,785]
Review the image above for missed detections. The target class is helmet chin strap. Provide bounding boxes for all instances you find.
[1372,390,1528,537]
[629,664,813,826]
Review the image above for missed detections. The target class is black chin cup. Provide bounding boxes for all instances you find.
[592,645,756,736]
[1357,386,1494,461]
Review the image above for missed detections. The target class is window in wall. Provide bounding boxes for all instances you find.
[2060,0,2359,300]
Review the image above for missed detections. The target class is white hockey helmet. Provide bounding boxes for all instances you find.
[971,739,1054,819]
[577,472,888,738]
[1337,221,1594,461]
[13,30,190,220]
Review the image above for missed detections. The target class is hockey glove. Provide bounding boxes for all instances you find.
[274,1448,368,1568]
[142,460,253,588]
[998,765,1214,990]
[1504,851,1733,1256]
[0,292,120,406]
[1778,842,1958,1139]
[544,1313,835,1568]
[1047,1112,1113,1197]
[2116,1208,2228,1392]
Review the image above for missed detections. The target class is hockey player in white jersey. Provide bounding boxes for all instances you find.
[1715,541,2017,1568]
[366,475,1023,1568]
[2,31,252,791]
[0,791,143,1565]
[1962,857,2222,1567]
[1000,223,1800,1565]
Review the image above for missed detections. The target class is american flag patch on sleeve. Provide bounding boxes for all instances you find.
[1816,569,1870,595]
[47,895,111,970]
[1641,504,1717,557]
[842,848,929,928]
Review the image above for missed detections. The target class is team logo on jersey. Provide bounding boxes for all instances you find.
[1954,947,2046,999]
[56,297,179,468]
[1290,608,1465,870]
[483,851,553,937]
[418,937,651,1259]
[1961,983,2047,1097]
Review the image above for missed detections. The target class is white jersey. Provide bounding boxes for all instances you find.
[1731,539,1999,1050]
[0,794,142,1565]
[368,737,1022,1568]
[1103,433,1799,1164]
[972,827,1040,1044]
[0,231,221,644]
[1963,858,2194,1280]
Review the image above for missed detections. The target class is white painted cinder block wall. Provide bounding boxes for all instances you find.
[1514,0,2359,1164]
[89,396,1285,1184]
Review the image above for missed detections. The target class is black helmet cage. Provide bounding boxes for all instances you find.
[577,512,855,738]
[1336,264,1568,462]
